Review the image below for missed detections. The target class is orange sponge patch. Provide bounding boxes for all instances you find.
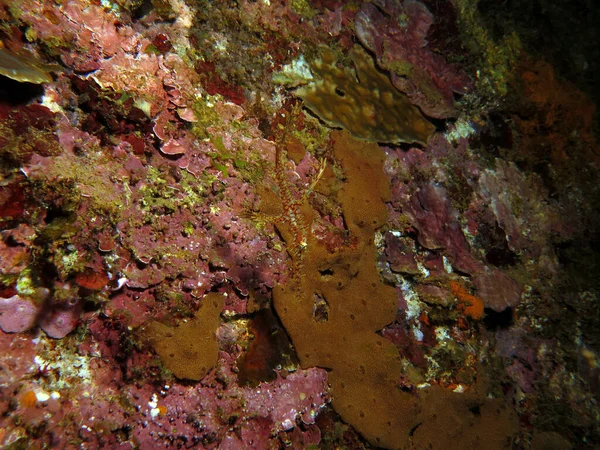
[21,390,37,408]
[450,281,485,320]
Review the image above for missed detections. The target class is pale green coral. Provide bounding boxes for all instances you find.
[273,55,314,87]
[138,166,177,216]
[58,249,81,277]
[445,117,477,143]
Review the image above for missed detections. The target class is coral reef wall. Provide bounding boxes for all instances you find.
[0,0,599,449]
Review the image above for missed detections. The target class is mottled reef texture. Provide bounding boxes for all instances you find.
[0,0,599,449]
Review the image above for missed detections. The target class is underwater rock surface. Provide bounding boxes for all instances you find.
[0,0,599,449]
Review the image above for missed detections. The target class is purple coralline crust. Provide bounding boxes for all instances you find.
[495,327,541,394]
[242,368,329,428]
[0,331,327,448]
[57,351,327,449]
[0,225,36,277]
[0,332,38,383]
[380,321,431,369]
[0,295,37,333]
[406,182,483,275]
[355,0,471,118]
[385,232,419,274]
[383,133,533,311]
[1,0,303,436]
[38,301,82,339]
[472,269,522,311]
[18,0,120,72]
[476,159,565,265]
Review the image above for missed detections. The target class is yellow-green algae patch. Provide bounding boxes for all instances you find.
[0,46,54,84]
[295,46,435,146]
[454,0,522,98]
[146,293,224,381]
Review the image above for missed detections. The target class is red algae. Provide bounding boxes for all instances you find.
[0,181,26,225]
[196,60,246,105]
[74,268,109,290]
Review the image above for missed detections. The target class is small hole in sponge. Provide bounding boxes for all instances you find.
[319,268,334,277]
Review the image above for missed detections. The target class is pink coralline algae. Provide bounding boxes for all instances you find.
[385,136,525,311]
[472,269,522,312]
[0,294,81,338]
[404,182,483,275]
[0,295,37,333]
[355,0,471,118]
[18,0,121,72]
[0,224,34,276]
[38,300,82,339]
[476,159,565,267]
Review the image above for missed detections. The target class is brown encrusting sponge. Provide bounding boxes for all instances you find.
[296,46,435,146]
[145,293,224,381]
[269,131,518,449]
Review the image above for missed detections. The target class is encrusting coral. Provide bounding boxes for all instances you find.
[295,46,435,146]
